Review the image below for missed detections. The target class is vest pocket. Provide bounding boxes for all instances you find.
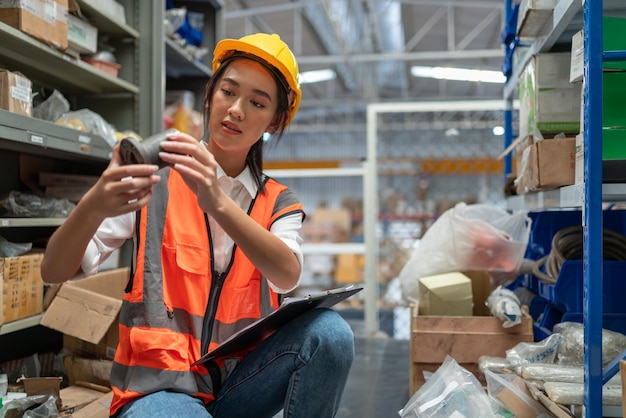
[129,327,190,369]
[173,242,209,275]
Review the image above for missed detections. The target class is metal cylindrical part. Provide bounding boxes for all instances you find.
[119,129,179,168]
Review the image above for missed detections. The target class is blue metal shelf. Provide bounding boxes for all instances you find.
[503,0,626,415]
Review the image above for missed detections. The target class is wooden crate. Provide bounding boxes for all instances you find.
[409,304,534,395]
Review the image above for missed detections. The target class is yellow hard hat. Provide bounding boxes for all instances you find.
[212,33,301,125]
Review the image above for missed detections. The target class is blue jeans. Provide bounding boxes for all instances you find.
[116,308,355,418]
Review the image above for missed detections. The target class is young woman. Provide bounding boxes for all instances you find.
[41,33,355,418]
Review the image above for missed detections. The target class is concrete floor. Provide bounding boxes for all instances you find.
[336,336,410,418]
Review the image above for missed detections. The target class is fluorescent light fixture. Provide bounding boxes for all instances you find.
[411,66,506,84]
[492,126,505,136]
[299,68,336,85]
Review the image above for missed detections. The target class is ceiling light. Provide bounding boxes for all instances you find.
[445,128,460,137]
[492,126,505,136]
[411,66,506,84]
[299,69,336,85]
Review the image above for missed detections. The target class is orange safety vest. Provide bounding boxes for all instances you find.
[109,168,304,416]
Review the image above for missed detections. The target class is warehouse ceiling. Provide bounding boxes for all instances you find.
[221,0,507,129]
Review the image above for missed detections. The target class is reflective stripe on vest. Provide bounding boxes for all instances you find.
[109,169,303,416]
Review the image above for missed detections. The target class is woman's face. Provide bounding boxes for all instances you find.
[207,58,279,157]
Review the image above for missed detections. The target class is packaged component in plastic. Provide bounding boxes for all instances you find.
[485,370,552,417]
[55,108,117,147]
[520,363,583,383]
[0,191,75,218]
[543,381,622,406]
[505,333,562,372]
[399,355,502,417]
[554,321,626,366]
[486,286,523,328]
[478,356,512,375]
[33,89,70,122]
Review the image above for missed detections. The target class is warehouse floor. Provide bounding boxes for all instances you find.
[336,336,410,418]
[272,312,411,418]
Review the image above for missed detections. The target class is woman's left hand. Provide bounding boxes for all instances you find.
[158,131,225,214]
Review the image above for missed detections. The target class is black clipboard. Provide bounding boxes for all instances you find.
[191,285,363,366]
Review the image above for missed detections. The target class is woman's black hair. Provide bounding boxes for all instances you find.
[203,55,292,193]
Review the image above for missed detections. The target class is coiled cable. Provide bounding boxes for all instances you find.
[532,226,626,284]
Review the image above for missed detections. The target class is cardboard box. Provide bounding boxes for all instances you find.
[68,14,97,54]
[515,137,576,194]
[19,376,63,410]
[619,359,626,417]
[63,355,113,387]
[0,69,32,116]
[39,172,99,187]
[570,17,626,83]
[519,53,581,138]
[1,252,44,325]
[463,270,491,316]
[40,268,129,360]
[0,0,68,51]
[409,304,534,395]
[517,0,556,38]
[575,133,584,185]
[418,272,473,316]
[71,390,113,418]
[59,384,111,416]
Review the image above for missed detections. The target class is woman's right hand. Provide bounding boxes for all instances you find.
[81,143,161,220]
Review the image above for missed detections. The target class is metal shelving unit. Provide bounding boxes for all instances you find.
[503,0,626,415]
[0,1,221,339]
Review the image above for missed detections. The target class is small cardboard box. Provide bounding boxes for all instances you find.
[409,304,534,395]
[418,272,473,316]
[0,69,32,116]
[40,268,129,360]
[67,14,97,54]
[1,252,44,325]
[515,137,576,194]
[0,0,68,51]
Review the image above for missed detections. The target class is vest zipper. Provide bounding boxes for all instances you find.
[201,270,226,355]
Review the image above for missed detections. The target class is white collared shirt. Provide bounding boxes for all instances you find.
[81,166,303,293]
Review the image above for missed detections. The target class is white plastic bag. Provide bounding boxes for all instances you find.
[399,202,531,303]
[399,355,502,417]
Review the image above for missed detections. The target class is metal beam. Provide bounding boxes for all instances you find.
[297,48,502,65]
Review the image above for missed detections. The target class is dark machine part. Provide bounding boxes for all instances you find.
[119,129,179,168]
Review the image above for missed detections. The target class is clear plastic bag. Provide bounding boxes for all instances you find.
[505,333,562,372]
[398,202,532,302]
[0,394,58,418]
[0,191,76,218]
[32,89,70,122]
[399,355,502,417]
[55,108,117,147]
[0,234,32,257]
[485,370,552,417]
